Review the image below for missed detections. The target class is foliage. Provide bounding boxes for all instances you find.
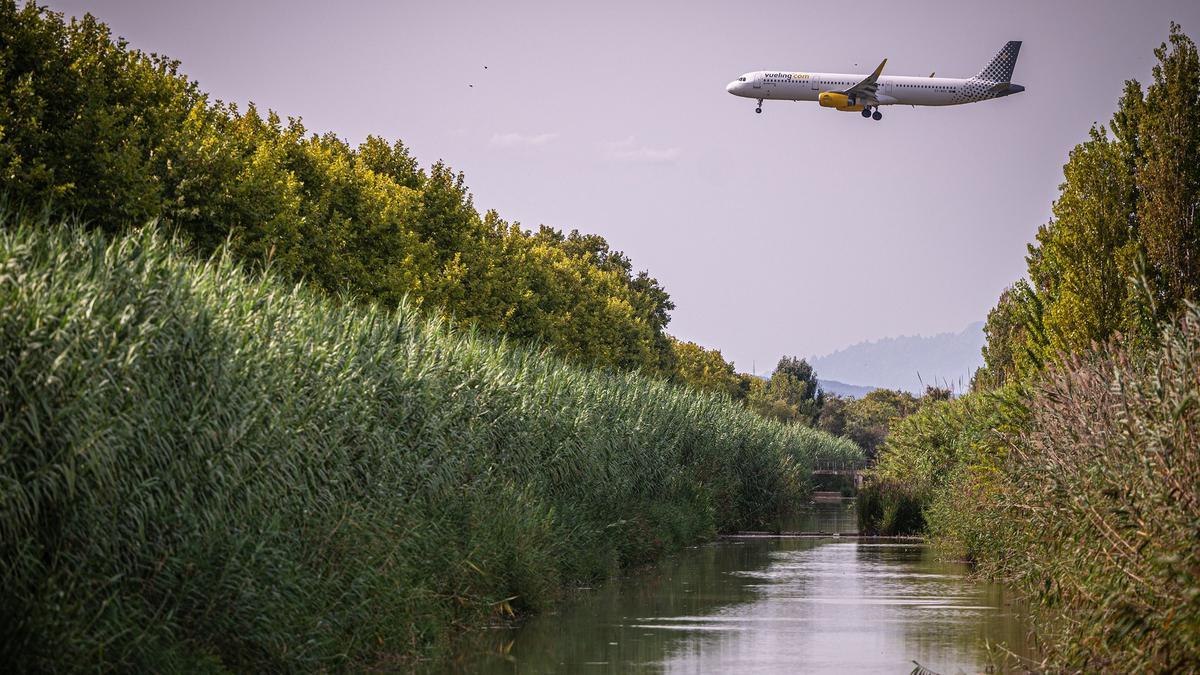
[872,24,1200,670]
[979,23,1200,386]
[981,308,1200,671]
[670,338,747,399]
[974,280,1046,389]
[747,356,824,425]
[1030,128,1140,356]
[868,386,1025,509]
[0,222,861,670]
[0,1,676,376]
[818,388,921,462]
[856,480,925,536]
[1138,23,1200,320]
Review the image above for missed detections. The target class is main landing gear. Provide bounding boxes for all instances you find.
[861,106,883,121]
[755,98,763,114]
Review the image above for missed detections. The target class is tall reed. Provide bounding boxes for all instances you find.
[0,221,860,670]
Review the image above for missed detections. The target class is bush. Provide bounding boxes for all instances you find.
[876,307,1200,669]
[856,480,924,535]
[988,308,1200,670]
[866,387,1025,543]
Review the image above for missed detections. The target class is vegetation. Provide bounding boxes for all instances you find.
[818,388,931,463]
[856,480,924,536]
[0,222,860,670]
[745,356,825,425]
[867,23,1200,670]
[990,318,1200,668]
[669,338,751,400]
[0,3,865,668]
[0,1,679,376]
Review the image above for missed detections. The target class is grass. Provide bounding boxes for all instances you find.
[0,219,860,670]
[868,308,1200,670]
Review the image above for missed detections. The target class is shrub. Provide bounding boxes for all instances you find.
[991,307,1200,670]
[856,479,925,536]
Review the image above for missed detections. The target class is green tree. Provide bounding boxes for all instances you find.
[0,2,686,378]
[818,388,921,462]
[1028,129,1139,356]
[974,280,1047,389]
[670,339,744,398]
[749,356,824,425]
[1137,23,1200,320]
[0,4,200,230]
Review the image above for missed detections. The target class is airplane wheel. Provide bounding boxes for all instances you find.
[872,111,883,121]
[755,107,762,114]
[861,108,871,118]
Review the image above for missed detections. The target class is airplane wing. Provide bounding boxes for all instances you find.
[839,58,887,105]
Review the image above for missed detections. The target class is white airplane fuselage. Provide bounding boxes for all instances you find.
[727,72,1019,107]
[726,41,1025,119]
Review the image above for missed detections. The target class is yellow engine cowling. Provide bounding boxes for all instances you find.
[818,92,850,108]
[818,91,863,112]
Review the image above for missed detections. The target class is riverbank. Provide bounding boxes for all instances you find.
[0,224,860,671]
[864,299,1200,671]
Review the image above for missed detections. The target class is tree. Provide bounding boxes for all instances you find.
[975,280,1048,390]
[1137,23,1200,320]
[974,24,1200,391]
[670,339,743,399]
[818,388,921,463]
[0,3,687,379]
[1027,128,1139,356]
[748,356,824,425]
[356,135,424,189]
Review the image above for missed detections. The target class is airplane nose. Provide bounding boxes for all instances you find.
[726,81,738,94]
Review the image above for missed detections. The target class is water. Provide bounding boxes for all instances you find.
[440,502,1031,674]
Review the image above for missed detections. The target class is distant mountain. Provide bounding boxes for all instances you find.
[818,379,877,399]
[810,322,986,395]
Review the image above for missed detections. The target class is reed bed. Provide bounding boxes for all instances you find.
[0,221,859,670]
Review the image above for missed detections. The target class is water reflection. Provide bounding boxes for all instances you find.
[439,503,1029,674]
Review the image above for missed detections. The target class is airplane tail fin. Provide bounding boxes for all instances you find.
[974,41,1021,82]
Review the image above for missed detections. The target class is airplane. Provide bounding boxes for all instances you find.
[726,41,1024,121]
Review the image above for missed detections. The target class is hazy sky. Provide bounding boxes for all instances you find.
[45,0,1200,373]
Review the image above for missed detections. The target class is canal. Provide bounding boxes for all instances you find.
[439,502,1031,673]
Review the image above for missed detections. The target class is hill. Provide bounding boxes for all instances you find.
[818,379,877,398]
[810,322,985,394]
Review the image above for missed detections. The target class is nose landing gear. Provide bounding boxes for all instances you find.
[755,98,763,114]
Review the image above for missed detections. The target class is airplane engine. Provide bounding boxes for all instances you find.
[818,92,851,108]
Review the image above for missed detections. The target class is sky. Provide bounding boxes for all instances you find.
[45,0,1200,375]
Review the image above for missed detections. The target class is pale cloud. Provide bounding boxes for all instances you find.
[489,131,560,148]
[599,137,681,163]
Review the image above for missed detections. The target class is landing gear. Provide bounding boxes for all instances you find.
[861,108,872,118]
[872,110,883,121]
[755,99,763,114]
